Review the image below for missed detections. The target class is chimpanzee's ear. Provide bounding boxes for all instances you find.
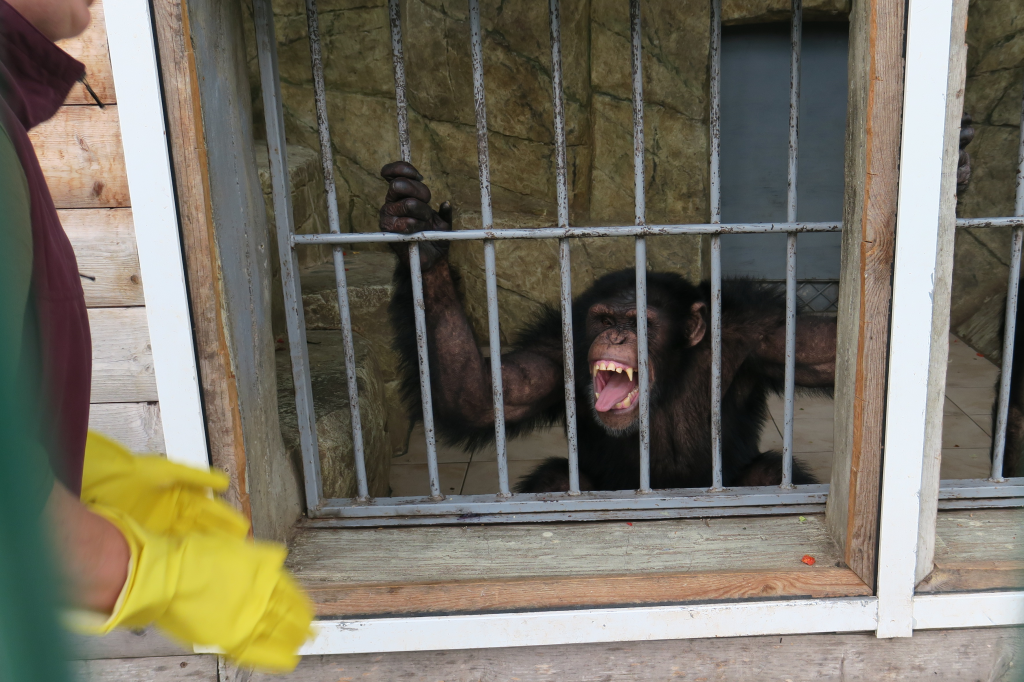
[686,301,707,346]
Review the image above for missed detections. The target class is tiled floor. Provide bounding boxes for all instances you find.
[388,335,999,495]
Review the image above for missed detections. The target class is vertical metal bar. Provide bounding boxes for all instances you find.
[991,83,1024,481]
[469,0,510,496]
[709,0,724,490]
[305,0,369,500]
[253,0,323,511]
[389,0,411,163]
[549,0,580,494]
[630,0,651,493]
[389,0,441,497]
[781,0,801,488]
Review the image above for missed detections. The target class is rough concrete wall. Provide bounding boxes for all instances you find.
[951,0,1023,360]
[240,0,712,344]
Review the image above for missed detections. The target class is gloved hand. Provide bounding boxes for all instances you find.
[82,505,314,673]
[81,431,249,539]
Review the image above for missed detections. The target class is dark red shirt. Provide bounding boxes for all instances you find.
[0,1,91,494]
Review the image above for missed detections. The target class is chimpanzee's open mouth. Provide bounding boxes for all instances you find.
[592,360,639,412]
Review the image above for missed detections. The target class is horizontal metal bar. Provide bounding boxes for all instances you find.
[937,477,1024,499]
[955,217,1024,229]
[304,504,828,527]
[937,497,1024,510]
[293,221,843,246]
[308,484,829,518]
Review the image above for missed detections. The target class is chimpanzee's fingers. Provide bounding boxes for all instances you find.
[384,177,432,205]
[381,213,430,235]
[381,161,423,182]
[437,201,453,229]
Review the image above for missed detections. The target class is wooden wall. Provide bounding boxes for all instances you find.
[28,0,166,454]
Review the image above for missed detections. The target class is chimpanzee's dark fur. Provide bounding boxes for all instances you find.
[390,267,823,492]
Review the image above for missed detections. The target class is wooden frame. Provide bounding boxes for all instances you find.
[138,0,1021,658]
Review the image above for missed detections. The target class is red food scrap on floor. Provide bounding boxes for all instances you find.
[626,522,633,526]
[977,352,985,357]
[801,555,816,566]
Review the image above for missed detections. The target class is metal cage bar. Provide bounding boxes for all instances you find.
[388,0,442,499]
[253,0,323,512]
[781,0,802,487]
[709,0,724,491]
[989,77,1024,482]
[305,0,369,500]
[468,0,511,496]
[630,0,652,493]
[548,0,581,495]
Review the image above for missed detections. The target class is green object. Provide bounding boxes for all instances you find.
[0,119,69,681]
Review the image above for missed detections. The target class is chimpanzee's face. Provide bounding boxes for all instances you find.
[585,299,650,434]
[585,293,706,435]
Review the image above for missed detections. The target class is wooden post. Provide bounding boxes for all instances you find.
[151,0,251,519]
[154,0,304,540]
[826,0,907,588]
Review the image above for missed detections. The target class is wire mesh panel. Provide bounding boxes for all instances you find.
[249,0,1019,524]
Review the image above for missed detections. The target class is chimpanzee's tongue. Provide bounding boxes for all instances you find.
[595,372,636,412]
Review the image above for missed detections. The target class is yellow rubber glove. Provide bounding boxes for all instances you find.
[82,431,249,539]
[84,504,314,673]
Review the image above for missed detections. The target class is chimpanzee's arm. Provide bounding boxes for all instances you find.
[382,162,563,441]
[755,315,836,388]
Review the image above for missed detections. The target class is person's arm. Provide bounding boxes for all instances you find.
[44,483,128,613]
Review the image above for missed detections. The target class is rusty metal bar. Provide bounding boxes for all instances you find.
[990,83,1024,482]
[294,221,844,245]
[548,0,580,494]
[388,0,441,498]
[389,0,411,162]
[305,0,369,499]
[781,0,801,488]
[253,0,323,512]
[709,0,723,490]
[630,0,651,493]
[469,0,510,495]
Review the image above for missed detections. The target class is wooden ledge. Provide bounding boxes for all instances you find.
[287,514,873,618]
[917,509,1024,594]
[307,568,871,618]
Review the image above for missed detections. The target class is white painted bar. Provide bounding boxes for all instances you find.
[874,0,956,639]
[298,597,878,655]
[913,592,1024,630]
[103,0,209,469]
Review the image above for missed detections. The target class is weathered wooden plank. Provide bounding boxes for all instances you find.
[183,0,302,541]
[916,0,970,584]
[242,627,1024,682]
[150,0,251,525]
[72,655,216,681]
[288,515,844,586]
[89,307,157,403]
[309,568,870,618]
[56,0,115,105]
[60,208,144,307]
[68,628,189,661]
[827,0,907,589]
[917,509,1024,592]
[89,402,165,454]
[28,105,129,209]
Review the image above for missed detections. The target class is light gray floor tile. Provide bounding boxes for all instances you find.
[791,418,834,453]
[941,413,993,449]
[945,386,997,416]
[940,448,992,480]
[462,459,557,495]
[944,396,966,415]
[393,424,473,464]
[388,462,468,497]
[470,427,571,462]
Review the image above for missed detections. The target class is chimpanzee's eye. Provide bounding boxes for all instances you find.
[602,317,614,327]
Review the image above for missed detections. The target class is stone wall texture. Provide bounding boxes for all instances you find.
[952,0,1024,361]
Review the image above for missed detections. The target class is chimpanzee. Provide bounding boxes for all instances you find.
[379,161,836,492]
